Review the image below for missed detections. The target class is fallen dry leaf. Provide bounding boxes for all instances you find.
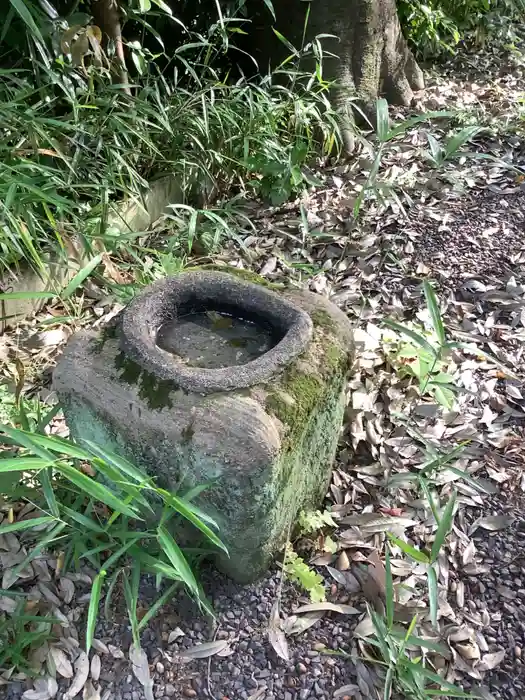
[63,651,89,699]
[82,681,101,700]
[91,640,109,655]
[22,691,50,700]
[294,602,360,615]
[90,654,100,682]
[268,600,289,662]
[179,640,230,660]
[107,644,124,659]
[456,640,481,661]
[49,647,73,679]
[129,645,154,700]
[167,627,185,643]
[469,514,515,534]
[478,649,505,672]
[282,611,324,635]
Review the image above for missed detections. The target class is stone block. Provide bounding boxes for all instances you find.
[53,270,353,582]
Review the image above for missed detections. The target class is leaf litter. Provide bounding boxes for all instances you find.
[4,29,525,700]
[206,34,525,699]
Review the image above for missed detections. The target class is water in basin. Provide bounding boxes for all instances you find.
[156,311,274,369]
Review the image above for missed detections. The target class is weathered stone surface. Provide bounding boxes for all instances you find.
[0,257,74,333]
[107,175,183,233]
[53,270,353,582]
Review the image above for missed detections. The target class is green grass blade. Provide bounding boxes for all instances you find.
[389,631,448,655]
[387,533,430,564]
[39,467,60,517]
[369,608,391,661]
[444,126,482,160]
[424,691,479,698]
[272,28,299,56]
[24,432,91,460]
[376,98,390,142]
[86,570,106,652]
[8,0,46,46]
[55,463,141,519]
[419,444,465,477]
[130,561,141,647]
[101,535,144,571]
[137,581,179,632]
[409,662,477,694]
[383,319,437,357]
[90,461,152,517]
[11,522,67,578]
[426,132,442,165]
[417,476,440,524]
[61,505,106,534]
[104,568,122,621]
[427,565,438,629]
[61,253,103,299]
[262,0,276,19]
[385,111,455,141]
[0,424,56,461]
[0,516,54,534]
[430,491,457,564]
[397,613,418,660]
[127,545,182,581]
[0,457,52,472]
[122,565,140,648]
[385,549,394,631]
[446,466,495,494]
[157,526,198,596]
[36,403,62,433]
[160,491,227,553]
[423,281,446,346]
[81,439,152,486]
[383,665,394,700]
[444,341,519,380]
[0,291,55,301]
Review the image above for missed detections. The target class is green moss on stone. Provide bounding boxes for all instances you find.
[310,308,337,332]
[270,346,347,519]
[266,371,323,447]
[186,264,284,290]
[325,344,344,373]
[266,345,347,454]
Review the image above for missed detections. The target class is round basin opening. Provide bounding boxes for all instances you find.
[156,302,282,369]
[120,271,313,394]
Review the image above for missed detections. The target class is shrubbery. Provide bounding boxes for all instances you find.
[397,0,525,58]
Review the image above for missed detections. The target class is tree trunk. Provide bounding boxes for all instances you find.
[249,0,424,151]
[91,0,131,94]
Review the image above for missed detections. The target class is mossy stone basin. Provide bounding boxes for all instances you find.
[54,269,354,582]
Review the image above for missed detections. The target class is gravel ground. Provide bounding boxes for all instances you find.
[364,189,525,314]
[5,31,525,700]
[8,185,525,700]
[457,455,525,700]
[9,188,525,700]
[405,190,525,285]
[81,569,368,700]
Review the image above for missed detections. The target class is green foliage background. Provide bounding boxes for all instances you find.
[397,0,525,58]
